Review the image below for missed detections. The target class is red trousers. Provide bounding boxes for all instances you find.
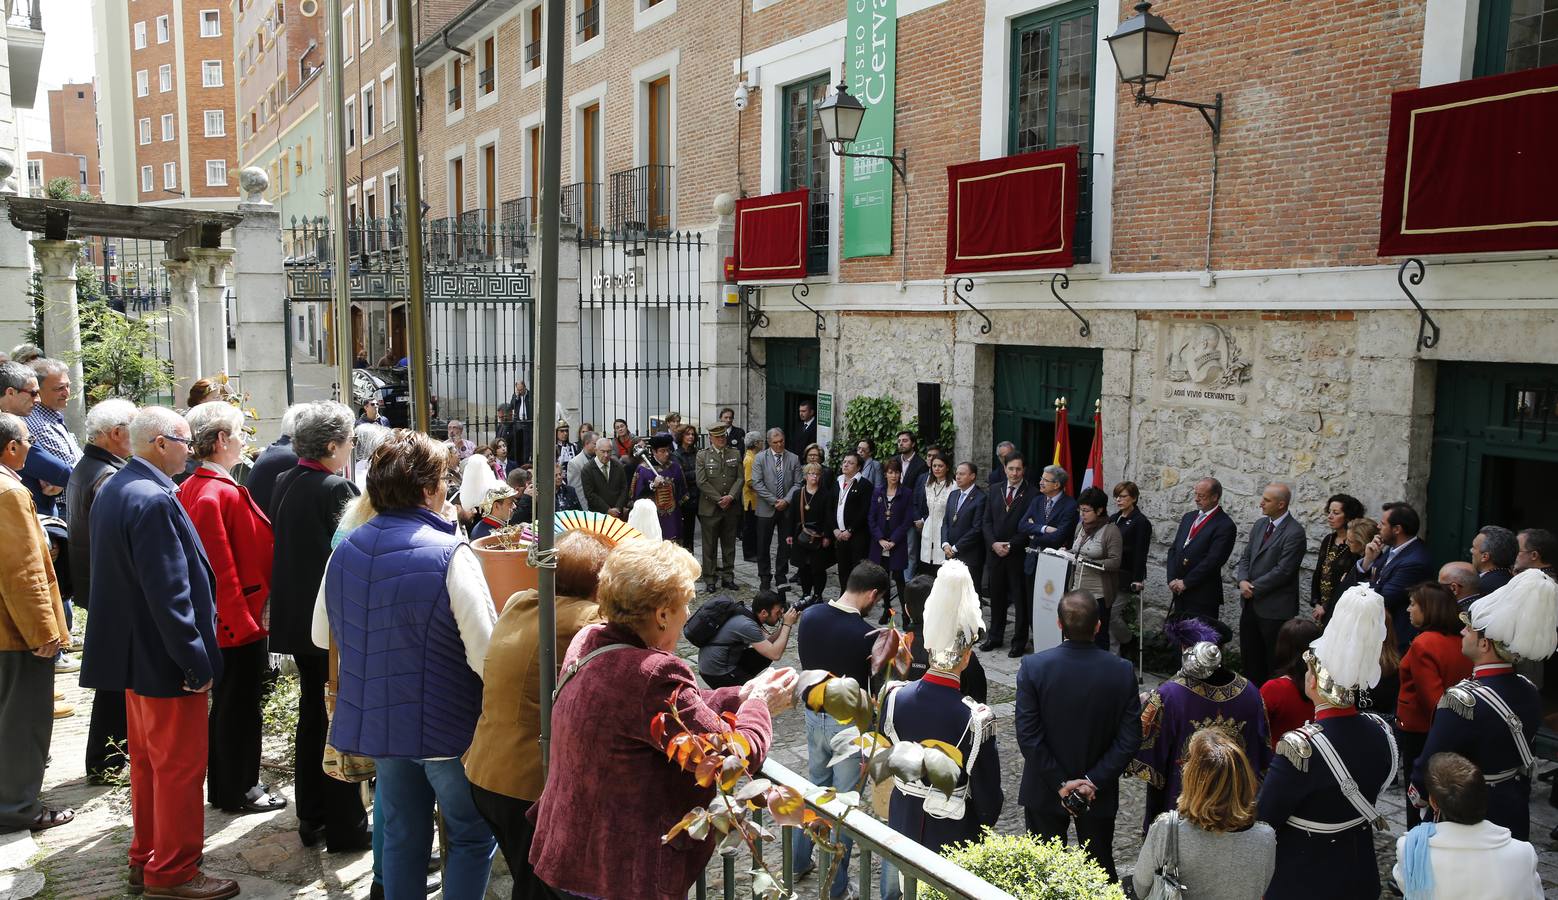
[125,690,209,887]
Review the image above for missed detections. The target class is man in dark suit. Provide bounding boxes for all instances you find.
[1233,482,1307,685]
[831,452,875,586]
[66,399,133,783]
[1166,477,1237,622]
[941,461,987,589]
[1359,501,1433,652]
[80,407,238,900]
[981,454,1034,653]
[895,431,928,499]
[1015,590,1141,881]
[509,379,534,465]
[245,404,303,519]
[1437,561,1482,613]
[1515,527,1558,580]
[1019,466,1079,569]
[1471,524,1516,596]
[579,437,629,517]
[790,400,817,453]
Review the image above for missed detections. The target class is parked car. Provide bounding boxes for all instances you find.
[352,366,411,428]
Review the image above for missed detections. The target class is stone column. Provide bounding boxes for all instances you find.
[552,231,583,424]
[189,247,236,379]
[699,195,742,428]
[30,239,85,434]
[0,191,36,350]
[163,259,200,400]
[232,193,287,442]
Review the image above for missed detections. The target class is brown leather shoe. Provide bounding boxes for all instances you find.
[143,873,240,900]
[129,864,144,895]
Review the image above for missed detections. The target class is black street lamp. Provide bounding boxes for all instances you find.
[814,80,907,180]
[1105,1,1222,141]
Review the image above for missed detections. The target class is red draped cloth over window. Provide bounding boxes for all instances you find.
[945,146,1078,275]
[732,189,809,281]
[1379,64,1558,256]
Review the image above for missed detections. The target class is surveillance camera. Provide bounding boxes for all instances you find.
[733,82,749,111]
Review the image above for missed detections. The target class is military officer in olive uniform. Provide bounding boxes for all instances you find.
[1409,569,1555,842]
[1256,584,1397,900]
[695,424,744,593]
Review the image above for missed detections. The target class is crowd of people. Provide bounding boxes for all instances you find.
[1,372,1556,900]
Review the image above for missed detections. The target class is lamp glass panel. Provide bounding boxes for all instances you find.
[835,104,867,144]
[1145,29,1178,80]
[1109,30,1147,82]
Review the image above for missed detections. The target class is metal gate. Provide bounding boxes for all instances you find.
[578,228,704,434]
[284,215,533,447]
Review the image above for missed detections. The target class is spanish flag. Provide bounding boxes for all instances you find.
[1053,398,1073,495]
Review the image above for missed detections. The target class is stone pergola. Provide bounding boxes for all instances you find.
[0,182,289,439]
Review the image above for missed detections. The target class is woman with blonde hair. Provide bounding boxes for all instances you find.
[1133,728,1276,900]
[529,539,796,900]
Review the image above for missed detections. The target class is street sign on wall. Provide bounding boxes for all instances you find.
[843,0,896,258]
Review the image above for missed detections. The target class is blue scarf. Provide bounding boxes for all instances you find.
[1399,821,1436,899]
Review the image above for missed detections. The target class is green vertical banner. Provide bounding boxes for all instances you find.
[843,0,896,258]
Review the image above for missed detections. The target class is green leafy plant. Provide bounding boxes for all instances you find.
[905,400,957,453]
[262,672,301,770]
[921,830,1124,900]
[840,395,904,466]
[70,301,176,404]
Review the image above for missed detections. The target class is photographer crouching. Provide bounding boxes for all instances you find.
[688,590,799,689]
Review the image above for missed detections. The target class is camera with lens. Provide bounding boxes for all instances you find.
[1061,789,1092,817]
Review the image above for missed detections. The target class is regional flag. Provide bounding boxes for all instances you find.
[1081,407,1103,493]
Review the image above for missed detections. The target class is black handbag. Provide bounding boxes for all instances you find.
[793,490,819,548]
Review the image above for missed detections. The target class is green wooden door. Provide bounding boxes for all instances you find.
[1427,362,1558,563]
[993,346,1102,480]
[764,338,820,445]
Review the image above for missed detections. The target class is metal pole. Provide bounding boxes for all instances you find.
[395,0,430,432]
[536,0,564,774]
[326,0,353,409]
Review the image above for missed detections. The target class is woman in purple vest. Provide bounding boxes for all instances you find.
[321,429,499,900]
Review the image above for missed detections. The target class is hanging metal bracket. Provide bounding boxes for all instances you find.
[789,283,825,338]
[1397,258,1440,351]
[743,286,769,370]
[951,277,992,335]
[1050,273,1091,337]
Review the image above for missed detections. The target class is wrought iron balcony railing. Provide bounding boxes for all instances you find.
[524,39,541,70]
[560,181,602,239]
[575,0,598,38]
[7,0,41,30]
[447,85,461,109]
[478,68,494,93]
[609,164,673,238]
[807,191,831,275]
[501,197,533,255]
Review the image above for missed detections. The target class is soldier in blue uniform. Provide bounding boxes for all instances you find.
[881,560,1003,856]
[1409,568,1555,842]
[1257,585,1397,900]
[460,455,519,543]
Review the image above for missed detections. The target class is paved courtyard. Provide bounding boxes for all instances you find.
[5,549,1558,900]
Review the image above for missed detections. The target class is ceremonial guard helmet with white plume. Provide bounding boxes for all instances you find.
[922,560,985,670]
[459,454,516,516]
[626,498,662,542]
[1464,568,1558,662]
[1304,584,1387,707]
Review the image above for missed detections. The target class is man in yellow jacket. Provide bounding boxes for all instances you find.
[0,411,73,831]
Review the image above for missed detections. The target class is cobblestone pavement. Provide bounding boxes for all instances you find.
[8,546,1558,899]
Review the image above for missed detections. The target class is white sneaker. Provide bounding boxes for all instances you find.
[55,654,80,673]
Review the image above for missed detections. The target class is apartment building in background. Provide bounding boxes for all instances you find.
[92,0,238,208]
[236,0,327,229]
[24,81,99,197]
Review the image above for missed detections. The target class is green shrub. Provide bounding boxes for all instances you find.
[920,829,1124,900]
[840,395,902,466]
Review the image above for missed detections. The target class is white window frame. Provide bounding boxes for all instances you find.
[136,70,148,97]
[633,52,679,226]
[141,166,153,192]
[445,58,465,125]
[161,113,175,141]
[521,2,545,89]
[156,15,170,43]
[444,144,467,219]
[159,64,172,92]
[361,83,376,141]
[204,110,225,137]
[380,66,397,128]
[379,0,395,31]
[358,0,373,49]
[635,0,677,32]
[202,60,224,87]
[138,118,152,144]
[163,162,177,190]
[572,0,605,63]
[200,9,221,37]
[475,30,499,110]
[206,160,228,186]
[343,6,355,63]
[345,96,357,148]
[569,81,608,192]
[754,39,842,277]
[134,21,147,49]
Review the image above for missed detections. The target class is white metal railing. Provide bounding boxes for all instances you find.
[692,758,1018,900]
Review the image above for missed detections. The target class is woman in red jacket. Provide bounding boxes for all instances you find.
[178,402,283,814]
[1260,617,1322,748]
[529,538,797,900]
[1397,581,1473,828]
